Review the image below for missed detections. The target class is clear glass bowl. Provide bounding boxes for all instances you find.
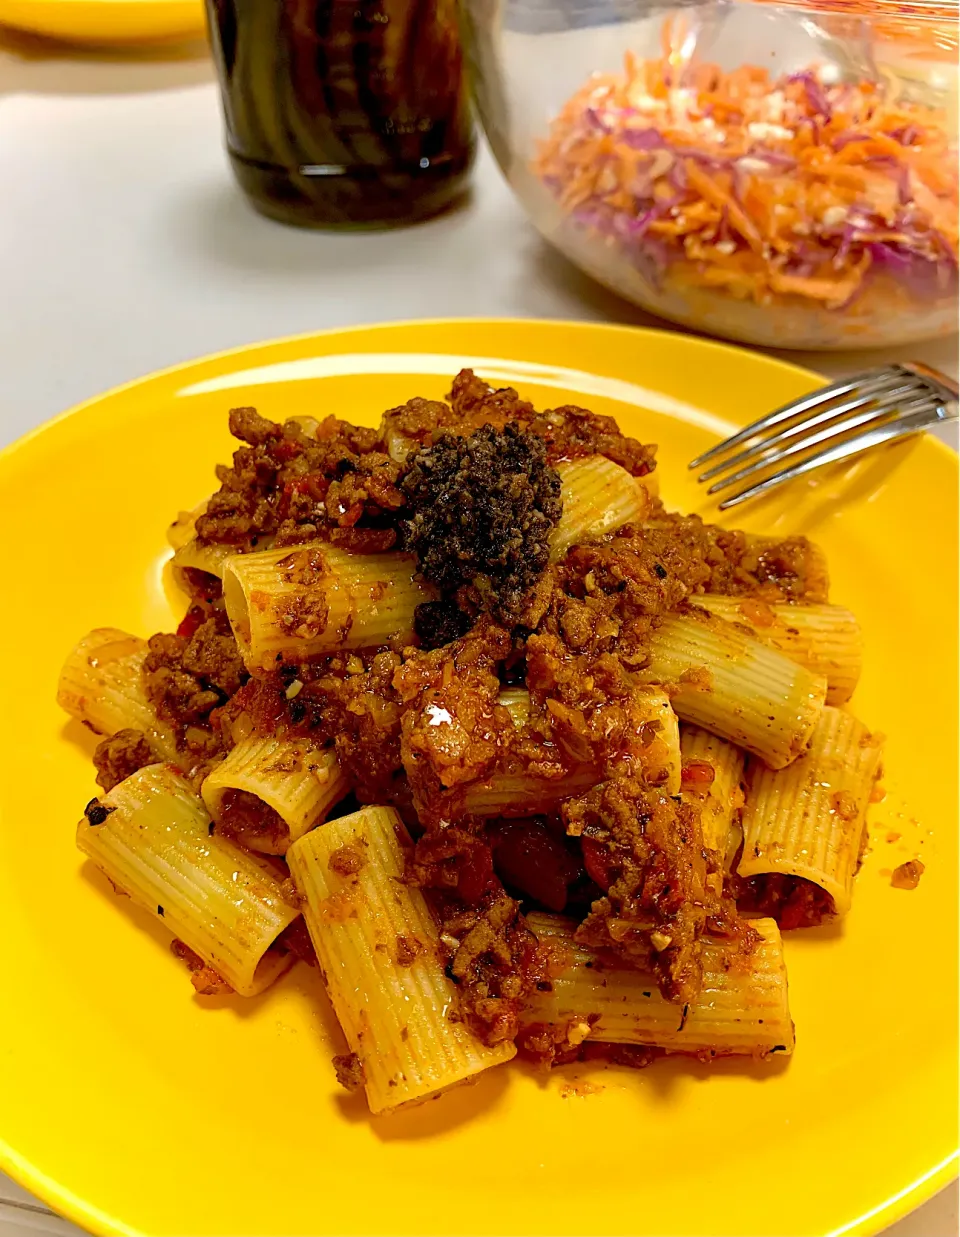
[462,0,958,349]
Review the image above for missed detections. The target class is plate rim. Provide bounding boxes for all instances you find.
[3,316,956,474]
[1,317,956,1237]
[0,0,204,44]
[0,317,822,464]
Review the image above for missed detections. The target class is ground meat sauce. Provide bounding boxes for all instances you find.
[566,777,755,1004]
[891,859,924,890]
[639,515,828,603]
[519,1021,663,1071]
[737,873,836,929]
[489,818,583,913]
[170,940,234,995]
[396,622,515,826]
[143,612,247,758]
[274,917,317,965]
[328,841,367,877]
[332,1052,365,1092]
[216,788,288,850]
[445,370,658,478]
[433,886,562,1045]
[318,652,407,802]
[93,729,155,792]
[192,407,404,553]
[395,934,423,965]
[178,567,224,608]
[101,374,837,1063]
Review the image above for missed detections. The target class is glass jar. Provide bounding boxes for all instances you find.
[206,0,476,228]
[462,0,958,349]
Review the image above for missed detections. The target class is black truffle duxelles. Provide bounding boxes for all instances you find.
[401,423,563,623]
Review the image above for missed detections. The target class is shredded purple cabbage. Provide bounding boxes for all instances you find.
[749,150,798,170]
[621,127,667,151]
[585,107,610,134]
[892,124,920,146]
[897,163,913,206]
[832,132,870,152]
[545,74,957,311]
[672,146,732,170]
[789,71,832,121]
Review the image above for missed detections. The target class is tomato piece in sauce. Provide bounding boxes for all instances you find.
[176,605,206,639]
[580,836,620,892]
[493,820,582,911]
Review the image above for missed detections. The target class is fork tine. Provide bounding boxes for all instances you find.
[705,391,940,494]
[696,378,919,482]
[687,366,904,469]
[717,405,953,509]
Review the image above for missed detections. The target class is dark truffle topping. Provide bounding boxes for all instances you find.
[401,424,563,623]
[413,599,475,650]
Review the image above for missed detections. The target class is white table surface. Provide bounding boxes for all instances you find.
[0,25,956,1237]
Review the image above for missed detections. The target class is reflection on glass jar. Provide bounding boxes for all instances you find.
[207,0,475,228]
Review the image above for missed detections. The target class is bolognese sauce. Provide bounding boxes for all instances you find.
[101,370,837,1060]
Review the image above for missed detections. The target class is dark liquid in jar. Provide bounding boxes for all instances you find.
[206,0,475,228]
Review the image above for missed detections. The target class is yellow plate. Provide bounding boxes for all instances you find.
[0,320,955,1237]
[0,0,204,44]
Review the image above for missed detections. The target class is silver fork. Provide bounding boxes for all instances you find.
[690,362,959,509]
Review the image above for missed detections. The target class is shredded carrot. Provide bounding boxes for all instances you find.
[532,40,958,309]
[683,160,765,252]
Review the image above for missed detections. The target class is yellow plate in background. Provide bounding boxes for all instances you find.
[0,0,204,44]
[0,319,955,1237]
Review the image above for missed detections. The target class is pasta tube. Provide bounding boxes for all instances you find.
[379,411,419,464]
[223,542,436,669]
[641,611,826,769]
[462,686,680,816]
[57,628,178,761]
[624,687,682,792]
[287,806,515,1114]
[551,456,651,558]
[737,706,883,916]
[462,766,599,818]
[495,687,532,728]
[166,500,207,551]
[694,595,862,706]
[76,764,300,996]
[679,725,745,858]
[523,913,793,1057]
[170,536,241,589]
[200,737,348,854]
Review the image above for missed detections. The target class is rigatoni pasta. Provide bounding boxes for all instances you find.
[693,595,862,706]
[77,763,301,996]
[287,806,515,1113]
[462,685,681,816]
[62,369,884,1115]
[166,500,207,551]
[679,725,745,860]
[57,628,178,761]
[200,737,348,854]
[462,763,599,818]
[170,536,241,590]
[737,707,883,918]
[523,913,793,1057]
[551,456,651,558]
[222,542,436,668]
[641,610,827,769]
